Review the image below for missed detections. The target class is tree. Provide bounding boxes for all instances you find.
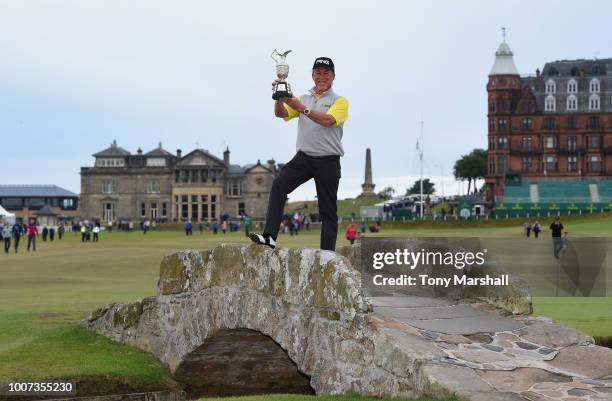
[406,179,435,195]
[454,149,487,195]
[377,186,396,200]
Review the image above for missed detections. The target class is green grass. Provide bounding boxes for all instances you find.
[0,216,610,397]
[287,197,382,217]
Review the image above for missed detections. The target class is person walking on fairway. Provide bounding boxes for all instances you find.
[250,56,348,251]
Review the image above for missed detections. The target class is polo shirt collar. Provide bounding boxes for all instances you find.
[309,86,334,98]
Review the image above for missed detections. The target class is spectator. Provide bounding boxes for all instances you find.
[533,221,541,238]
[49,226,56,241]
[244,214,253,237]
[345,223,357,245]
[184,220,193,236]
[212,220,219,234]
[12,222,23,253]
[26,221,38,251]
[221,220,227,234]
[81,224,87,242]
[550,216,564,259]
[560,230,569,257]
[93,224,100,242]
[42,225,49,241]
[58,223,65,240]
[360,221,366,234]
[524,220,532,237]
[2,223,11,254]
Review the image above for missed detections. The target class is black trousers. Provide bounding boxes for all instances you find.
[264,151,340,251]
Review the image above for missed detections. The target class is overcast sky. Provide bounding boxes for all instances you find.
[2,1,611,200]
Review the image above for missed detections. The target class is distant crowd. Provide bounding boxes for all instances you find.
[0,221,68,254]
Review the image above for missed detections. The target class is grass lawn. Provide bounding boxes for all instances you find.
[0,215,610,397]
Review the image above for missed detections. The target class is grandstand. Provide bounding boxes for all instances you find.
[496,179,612,215]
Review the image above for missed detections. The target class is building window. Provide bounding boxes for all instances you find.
[61,198,75,210]
[238,202,246,216]
[210,170,217,183]
[488,156,496,175]
[545,136,556,149]
[521,157,532,172]
[141,202,146,218]
[498,136,508,149]
[566,95,577,111]
[1,197,23,210]
[103,202,115,222]
[521,136,533,150]
[589,94,600,110]
[488,137,495,150]
[543,118,556,129]
[96,158,125,167]
[201,195,209,220]
[521,118,532,129]
[102,180,116,194]
[566,117,577,129]
[181,195,188,219]
[227,180,243,197]
[568,156,577,172]
[180,170,188,183]
[545,79,556,94]
[201,170,208,183]
[210,195,216,219]
[162,202,167,218]
[497,156,508,174]
[147,179,161,194]
[498,119,508,130]
[587,116,600,129]
[544,156,558,172]
[489,102,496,113]
[545,95,556,111]
[567,79,577,93]
[589,78,600,93]
[590,155,601,172]
[489,119,496,131]
[567,136,577,151]
[589,135,601,148]
[191,195,198,221]
[146,158,166,167]
[150,203,158,220]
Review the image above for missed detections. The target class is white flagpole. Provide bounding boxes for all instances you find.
[419,118,424,219]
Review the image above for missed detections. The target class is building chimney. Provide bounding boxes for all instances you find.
[535,68,540,77]
[223,146,230,165]
[176,149,182,158]
[267,158,276,173]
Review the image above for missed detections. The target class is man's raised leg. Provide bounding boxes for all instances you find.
[251,153,311,248]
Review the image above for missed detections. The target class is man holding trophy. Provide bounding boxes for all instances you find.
[249,51,349,251]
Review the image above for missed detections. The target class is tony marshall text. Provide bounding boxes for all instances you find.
[372,274,509,287]
[371,248,508,287]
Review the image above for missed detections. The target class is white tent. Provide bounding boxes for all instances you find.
[0,204,16,225]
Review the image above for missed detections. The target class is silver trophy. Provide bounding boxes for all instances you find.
[271,49,293,100]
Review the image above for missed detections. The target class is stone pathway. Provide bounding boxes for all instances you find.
[371,296,612,401]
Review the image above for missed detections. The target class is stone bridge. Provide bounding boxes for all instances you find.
[82,243,612,401]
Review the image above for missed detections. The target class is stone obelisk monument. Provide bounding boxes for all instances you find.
[359,148,377,198]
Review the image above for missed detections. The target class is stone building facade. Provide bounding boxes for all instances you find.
[486,38,612,204]
[80,141,276,222]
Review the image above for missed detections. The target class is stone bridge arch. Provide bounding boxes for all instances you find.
[82,244,411,396]
[82,243,612,400]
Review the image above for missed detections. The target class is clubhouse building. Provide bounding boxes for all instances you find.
[79,141,277,223]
